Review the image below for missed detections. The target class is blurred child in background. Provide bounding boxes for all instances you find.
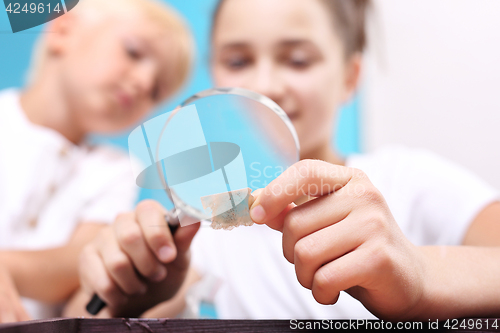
[0,0,192,322]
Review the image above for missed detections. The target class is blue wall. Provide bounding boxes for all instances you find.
[0,0,360,208]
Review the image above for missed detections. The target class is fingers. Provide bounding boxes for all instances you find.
[281,187,359,261]
[0,267,31,323]
[112,201,199,283]
[79,244,128,308]
[0,298,30,323]
[250,160,360,228]
[251,188,296,229]
[135,200,176,264]
[259,203,295,232]
[311,249,369,305]
[14,300,31,322]
[78,199,200,316]
[114,212,167,282]
[263,173,363,241]
[292,215,366,289]
[95,228,147,296]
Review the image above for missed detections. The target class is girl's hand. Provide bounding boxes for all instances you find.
[0,264,31,323]
[250,159,427,320]
[78,200,199,317]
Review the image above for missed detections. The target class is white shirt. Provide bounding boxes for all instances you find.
[0,89,138,318]
[191,145,499,319]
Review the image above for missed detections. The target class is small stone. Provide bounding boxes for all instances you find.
[201,188,254,230]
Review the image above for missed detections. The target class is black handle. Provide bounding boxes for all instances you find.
[85,221,179,315]
[86,294,106,315]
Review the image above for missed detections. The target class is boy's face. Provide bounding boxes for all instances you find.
[49,7,178,133]
[212,0,360,156]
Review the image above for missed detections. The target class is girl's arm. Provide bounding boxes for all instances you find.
[414,202,500,318]
[250,160,500,320]
[416,245,500,319]
[463,202,500,246]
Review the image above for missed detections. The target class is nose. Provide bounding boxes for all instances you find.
[130,63,156,101]
[246,58,286,104]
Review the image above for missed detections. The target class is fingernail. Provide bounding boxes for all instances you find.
[158,246,175,262]
[248,194,256,208]
[151,266,167,282]
[250,204,266,223]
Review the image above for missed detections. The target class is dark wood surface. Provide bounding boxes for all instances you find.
[0,318,295,333]
[1,318,499,332]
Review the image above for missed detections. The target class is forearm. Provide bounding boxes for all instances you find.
[414,246,500,320]
[0,248,80,303]
[0,223,106,303]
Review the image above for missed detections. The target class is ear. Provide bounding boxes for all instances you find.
[44,11,78,57]
[340,53,362,103]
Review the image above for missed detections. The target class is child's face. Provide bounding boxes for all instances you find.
[212,0,359,155]
[49,7,178,134]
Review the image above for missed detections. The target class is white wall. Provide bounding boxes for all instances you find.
[363,0,500,188]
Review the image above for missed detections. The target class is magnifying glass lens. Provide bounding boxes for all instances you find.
[130,88,300,228]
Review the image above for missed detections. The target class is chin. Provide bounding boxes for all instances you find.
[79,117,118,135]
[98,122,130,134]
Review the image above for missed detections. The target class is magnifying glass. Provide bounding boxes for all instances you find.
[86,87,300,314]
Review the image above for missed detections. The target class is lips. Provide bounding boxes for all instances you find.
[116,91,133,109]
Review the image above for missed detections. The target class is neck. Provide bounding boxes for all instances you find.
[300,141,345,166]
[20,69,85,144]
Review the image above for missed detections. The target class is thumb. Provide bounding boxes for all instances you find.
[250,188,296,232]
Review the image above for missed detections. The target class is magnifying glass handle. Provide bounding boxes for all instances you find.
[85,215,179,315]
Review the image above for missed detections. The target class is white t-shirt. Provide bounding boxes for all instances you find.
[0,89,138,318]
[191,145,499,319]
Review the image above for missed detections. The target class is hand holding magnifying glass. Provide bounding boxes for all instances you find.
[82,202,198,317]
[85,88,300,315]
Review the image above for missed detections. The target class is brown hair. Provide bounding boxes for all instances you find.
[321,0,370,58]
[212,0,370,59]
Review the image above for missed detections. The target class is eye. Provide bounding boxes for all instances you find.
[125,43,143,61]
[280,47,319,70]
[222,55,252,70]
[289,58,311,69]
[285,54,313,69]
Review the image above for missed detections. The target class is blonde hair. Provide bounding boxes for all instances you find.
[28,0,194,96]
